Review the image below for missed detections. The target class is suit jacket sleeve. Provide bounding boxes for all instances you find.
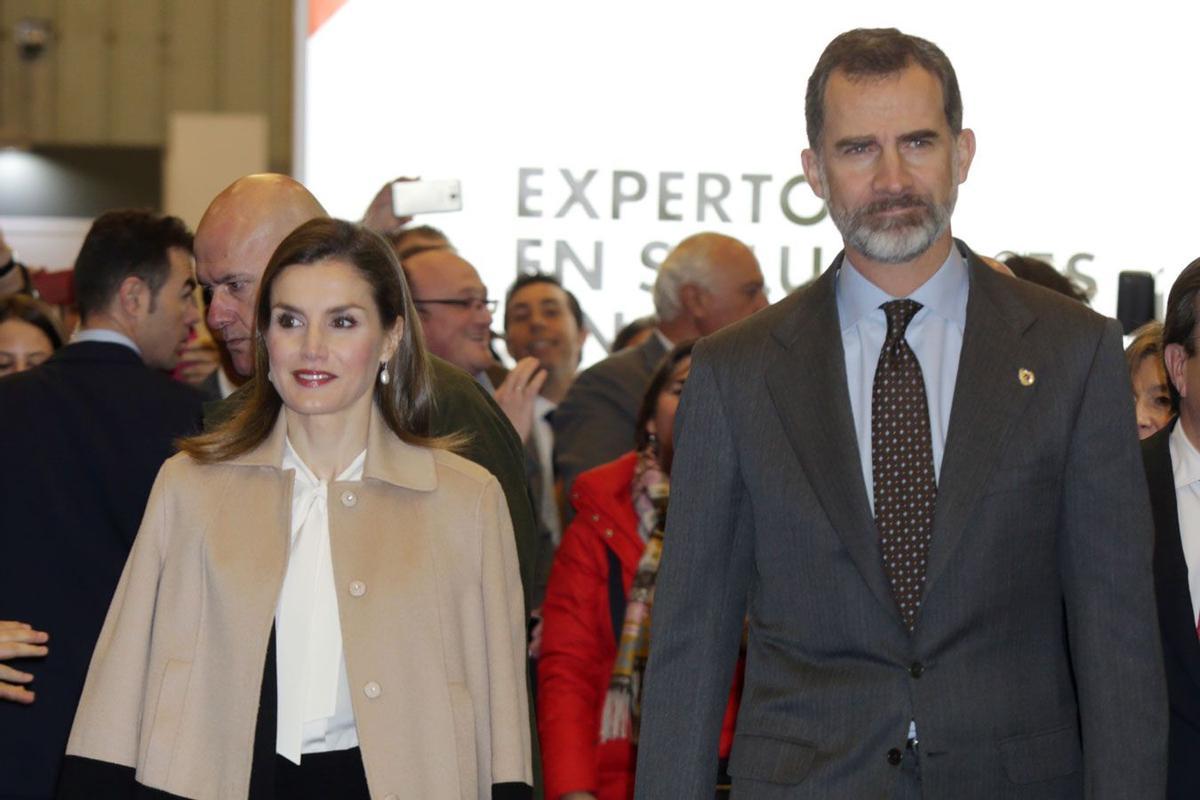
[430,358,539,615]
[61,459,172,784]
[553,365,638,509]
[1058,318,1167,797]
[477,476,534,792]
[633,344,754,799]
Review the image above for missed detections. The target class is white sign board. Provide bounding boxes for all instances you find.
[299,0,1200,363]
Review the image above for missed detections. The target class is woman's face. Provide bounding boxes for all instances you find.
[647,355,692,471]
[265,259,401,424]
[1132,353,1173,440]
[0,318,54,377]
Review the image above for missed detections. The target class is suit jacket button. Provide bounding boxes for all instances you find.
[383,795,398,800]
[910,662,924,678]
[341,490,358,507]
[363,681,381,698]
[349,580,366,597]
[887,748,903,766]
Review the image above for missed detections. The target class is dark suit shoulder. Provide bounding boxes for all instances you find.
[574,336,662,393]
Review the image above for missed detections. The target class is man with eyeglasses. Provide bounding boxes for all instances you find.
[403,248,501,379]
[402,246,548,444]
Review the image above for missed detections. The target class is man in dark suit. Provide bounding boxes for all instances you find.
[635,28,1166,799]
[1144,256,1200,798]
[0,210,205,798]
[552,232,767,504]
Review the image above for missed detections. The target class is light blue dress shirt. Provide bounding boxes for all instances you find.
[835,246,969,515]
[835,245,969,743]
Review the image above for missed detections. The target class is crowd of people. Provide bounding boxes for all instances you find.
[0,25,1196,800]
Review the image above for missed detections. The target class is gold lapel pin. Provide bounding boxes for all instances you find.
[1018,368,1035,387]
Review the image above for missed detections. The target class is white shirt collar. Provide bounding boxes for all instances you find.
[282,439,367,487]
[72,327,141,356]
[1170,420,1200,490]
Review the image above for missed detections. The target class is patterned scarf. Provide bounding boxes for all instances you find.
[599,444,669,744]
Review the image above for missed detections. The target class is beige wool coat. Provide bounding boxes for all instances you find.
[64,407,532,799]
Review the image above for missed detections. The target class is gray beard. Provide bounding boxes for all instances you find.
[829,190,956,265]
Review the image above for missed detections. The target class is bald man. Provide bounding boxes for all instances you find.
[193,174,538,612]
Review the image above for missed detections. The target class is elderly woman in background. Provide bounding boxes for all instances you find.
[1126,320,1173,440]
[0,294,64,377]
[538,341,744,800]
[58,219,531,799]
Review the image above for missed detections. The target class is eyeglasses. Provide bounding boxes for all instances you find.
[413,297,497,313]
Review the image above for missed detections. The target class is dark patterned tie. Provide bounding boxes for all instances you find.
[872,299,937,631]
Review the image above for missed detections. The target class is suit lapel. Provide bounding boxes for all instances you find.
[922,253,1038,598]
[765,260,900,623]
[1145,423,1200,693]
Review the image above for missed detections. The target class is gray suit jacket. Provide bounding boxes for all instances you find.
[634,246,1167,799]
[552,332,668,508]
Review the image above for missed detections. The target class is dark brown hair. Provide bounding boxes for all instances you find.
[74,209,193,320]
[181,218,460,462]
[634,340,696,452]
[0,294,66,350]
[1001,255,1090,305]
[805,28,963,150]
[1163,257,1200,411]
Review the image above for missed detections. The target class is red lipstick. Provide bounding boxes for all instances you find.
[291,370,336,388]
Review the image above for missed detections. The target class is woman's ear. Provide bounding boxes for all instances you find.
[382,317,405,363]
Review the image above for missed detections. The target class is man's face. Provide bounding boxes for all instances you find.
[136,246,200,370]
[1166,304,1200,435]
[801,64,975,266]
[504,281,584,378]
[195,226,278,377]
[691,241,769,336]
[404,250,495,374]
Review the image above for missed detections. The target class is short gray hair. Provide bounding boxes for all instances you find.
[652,232,738,321]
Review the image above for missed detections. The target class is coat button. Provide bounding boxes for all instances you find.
[341,490,358,507]
[363,681,381,698]
[383,795,398,800]
[349,580,366,597]
[591,514,600,522]
[909,662,924,678]
[887,748,902,766]
[604,528,613,538]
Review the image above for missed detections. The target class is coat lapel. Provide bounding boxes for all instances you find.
[922,252,1038,597]
[765,260,899,623]
[1144,423,1200,694]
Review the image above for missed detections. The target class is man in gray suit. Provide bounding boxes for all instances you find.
[634,28,1166,799]
[553,232,767,504]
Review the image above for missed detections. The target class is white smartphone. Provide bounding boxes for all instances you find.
[390,179,463,216]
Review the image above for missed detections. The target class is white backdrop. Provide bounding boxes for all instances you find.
[298,0,1200,365]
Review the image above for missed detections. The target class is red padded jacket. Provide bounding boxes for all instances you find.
[537,452,744,800]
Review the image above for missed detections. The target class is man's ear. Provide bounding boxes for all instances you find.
[801,148,827,200]
[1165,343,1190,399]
[679,283,709,323]
[955,128,977,184]
[117,275,149,318]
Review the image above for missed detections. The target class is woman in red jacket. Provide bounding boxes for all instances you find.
[538,341,743,800]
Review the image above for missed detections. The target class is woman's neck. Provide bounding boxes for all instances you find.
[283,402,371,481]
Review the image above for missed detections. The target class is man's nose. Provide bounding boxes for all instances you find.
[206,291,232,332]
[873,147,912,194]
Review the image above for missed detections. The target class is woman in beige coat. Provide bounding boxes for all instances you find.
[58,219,532,799]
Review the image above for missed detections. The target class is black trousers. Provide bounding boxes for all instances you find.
[272,749,370,800]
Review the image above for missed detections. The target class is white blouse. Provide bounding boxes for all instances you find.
[275,439,366,764]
